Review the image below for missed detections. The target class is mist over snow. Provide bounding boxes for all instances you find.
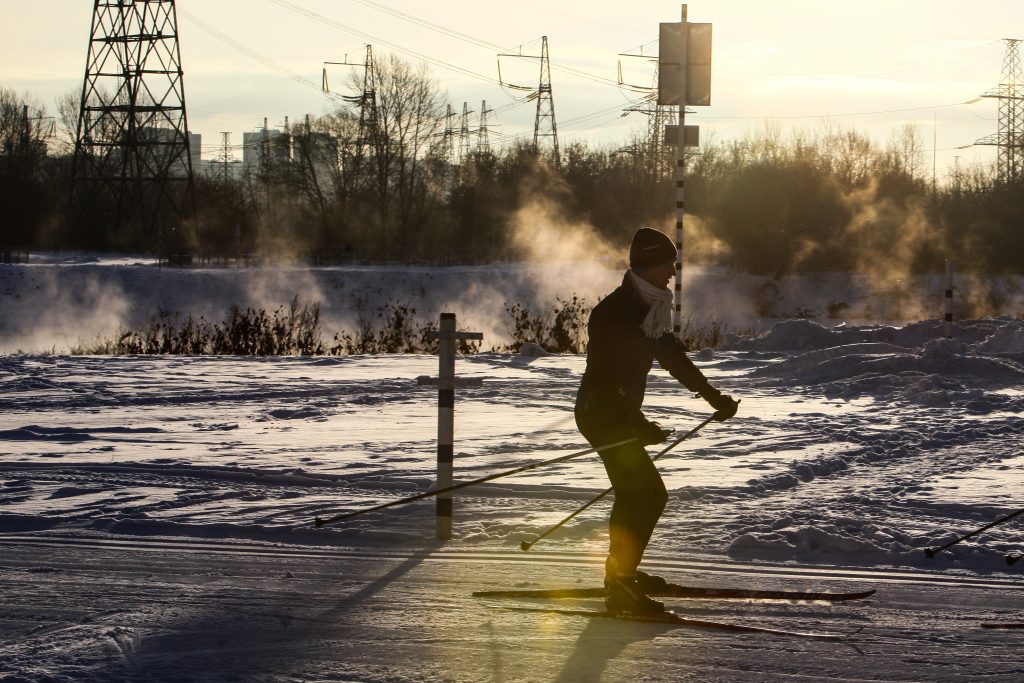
[3,252,1023,354]
[2,254,1024,681]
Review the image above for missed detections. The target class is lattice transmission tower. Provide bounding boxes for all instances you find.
[71,0,196,249]
[352,45,378,181]
[533,36,560,166]
[477,100,493,155]
[976,38,1024,183]
[323,45,378,195]
[458,102,474,164]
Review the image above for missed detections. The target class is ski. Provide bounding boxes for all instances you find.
[500,606,859,640]
[473,583,876,602]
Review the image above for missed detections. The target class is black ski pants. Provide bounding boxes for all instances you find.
[575,415,668,576]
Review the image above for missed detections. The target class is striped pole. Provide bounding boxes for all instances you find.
[944,260,954,339]
[673,4,688,337]
[426,313,483,540]
[674,107,686,336]
[436,313,457,539]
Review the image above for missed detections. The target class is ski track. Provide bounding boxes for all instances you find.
[2,538,1024,682]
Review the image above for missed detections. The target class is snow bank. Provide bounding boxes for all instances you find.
[727,319,1024,408]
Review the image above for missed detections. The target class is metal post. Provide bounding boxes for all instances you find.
[436,313,456,539]
[944,260,954,339]
[420,313,483,540]
[673,4,688,336]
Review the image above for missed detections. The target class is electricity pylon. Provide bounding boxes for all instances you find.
[71,0,196,249]
[478,100,493,155]
[354,45,378,178]
[533,36,559,166]
[443,104,457,164]
[497,36,560,165]
[323,45,377,193]
[458,102,474,164]
[976,38,1024,183]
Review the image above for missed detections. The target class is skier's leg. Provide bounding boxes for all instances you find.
[601,441,667,575]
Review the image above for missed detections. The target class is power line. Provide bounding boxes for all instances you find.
[265,0,501,87]
[501,0,651,36]
[182,6,637,145]
[700,98,984,121]
[180,8,344,103]
[278,0,625,92]
[347,0,507,52]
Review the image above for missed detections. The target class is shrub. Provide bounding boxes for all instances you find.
[498,295,590,354]
[72,294,736,356]
[74,297,325,355]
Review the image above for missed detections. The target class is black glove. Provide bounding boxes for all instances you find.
[710,394,739,422]
[636,419,672,446]
[699,387,739,422]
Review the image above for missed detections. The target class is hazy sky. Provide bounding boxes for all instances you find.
[0,0,1019,178]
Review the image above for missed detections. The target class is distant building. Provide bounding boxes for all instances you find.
[185,116,341,183]
[188,132,202,173]
[292,130,339,181]
[243,118,291,173]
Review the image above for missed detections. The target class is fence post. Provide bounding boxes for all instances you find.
[944,260,954,339]
[420,313,483,540]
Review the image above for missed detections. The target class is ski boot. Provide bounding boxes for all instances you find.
[635,568,669,593]
[605,575,665,615]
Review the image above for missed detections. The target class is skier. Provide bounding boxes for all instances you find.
[575,226,738,614]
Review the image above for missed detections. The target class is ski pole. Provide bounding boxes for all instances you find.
[313,436,636,528]
[520,412,718,552]
[925,506,1024,558]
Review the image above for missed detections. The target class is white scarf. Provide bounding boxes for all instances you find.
[628,270,673,339]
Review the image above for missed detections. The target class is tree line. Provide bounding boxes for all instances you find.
[1,52,1021,273]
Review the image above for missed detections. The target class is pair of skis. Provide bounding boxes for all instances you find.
[475,581,876,640]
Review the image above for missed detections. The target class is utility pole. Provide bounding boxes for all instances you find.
[325,46,377,185]
[458,102,474,166]
[440,103,458,193]
[618,54,680,184]
[220,132,232,185]
[355,45,378,182]
[533,36,559,166]
[478,100,493,155]
[71,0,196,252]
[497,37,560,164]
[658,5,712,337]
[976,38,1023,184]
[323,46,377,205]
[443,104,457,163]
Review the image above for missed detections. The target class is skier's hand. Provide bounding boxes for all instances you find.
[636,420,672,446]
[709,394,739,422]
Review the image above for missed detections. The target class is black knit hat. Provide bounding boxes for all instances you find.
[629,227,677,269]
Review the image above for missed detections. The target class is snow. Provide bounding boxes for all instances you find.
[2,256,1024,681]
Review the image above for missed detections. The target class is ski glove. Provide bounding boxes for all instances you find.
[636,419,672,446]
[699,388,740,422]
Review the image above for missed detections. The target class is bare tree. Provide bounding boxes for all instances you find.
[352,53,446,248]
[53,88,81,156]
[818,123,876,189]
[887,124,926,182]
[0,88,51,248]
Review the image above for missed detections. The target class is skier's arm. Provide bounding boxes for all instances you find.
[653,333,712,394]
[654,333,738,420]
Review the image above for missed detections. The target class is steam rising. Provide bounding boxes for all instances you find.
[3,166,1022,353]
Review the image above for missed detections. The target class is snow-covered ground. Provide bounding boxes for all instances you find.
[2,257,1023,681]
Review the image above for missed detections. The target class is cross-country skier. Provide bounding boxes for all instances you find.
[574,226,739,614]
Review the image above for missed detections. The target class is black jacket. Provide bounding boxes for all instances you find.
[575,272,712,434]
